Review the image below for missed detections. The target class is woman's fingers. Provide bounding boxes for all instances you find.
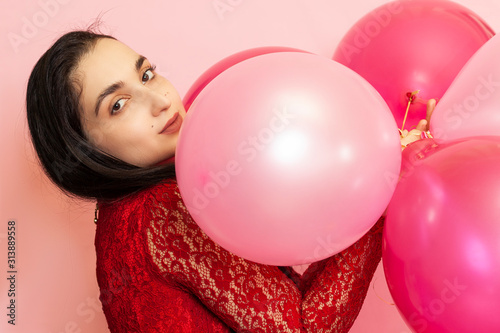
[415,119,428,132]
[399,99,437,149]
[426,99,437,130]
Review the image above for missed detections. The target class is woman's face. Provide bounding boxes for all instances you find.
[77,38,186,167]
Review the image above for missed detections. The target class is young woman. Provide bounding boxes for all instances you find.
[26,29,430,332]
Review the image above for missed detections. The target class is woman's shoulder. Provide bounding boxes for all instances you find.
[94,180,185,271]
[95,180,181,239]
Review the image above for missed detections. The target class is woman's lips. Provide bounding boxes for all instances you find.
[160,111,182,134]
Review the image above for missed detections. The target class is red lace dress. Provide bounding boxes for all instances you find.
[95,181,383,332]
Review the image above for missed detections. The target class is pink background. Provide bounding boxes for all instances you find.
[1,0,499,332]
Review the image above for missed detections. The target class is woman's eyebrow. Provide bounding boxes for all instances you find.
[135,55,146,71]
[94,55,148,116]
[95,82,123,116]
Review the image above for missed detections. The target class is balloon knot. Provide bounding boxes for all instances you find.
[406,90,420,104]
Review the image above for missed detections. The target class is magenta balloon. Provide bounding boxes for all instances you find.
[431,34,500,142]
[333,0,494,130]
[182,46,307,111]
[384,137,500,332]
[176,52,401,266]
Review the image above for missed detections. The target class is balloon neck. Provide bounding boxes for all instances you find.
[405,90,420,103]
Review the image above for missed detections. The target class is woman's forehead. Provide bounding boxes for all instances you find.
[77,39,141,117]
[82,38,139,72]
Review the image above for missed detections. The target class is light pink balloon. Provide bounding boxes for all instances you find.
[431,34,500,142]
[176,52,401,266]
[384,137,500,333]
[182,46,307,111]
[333,0,494,130]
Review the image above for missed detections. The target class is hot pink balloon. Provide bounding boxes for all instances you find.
[333,0,494,130]
[182,46,306,111]
[431,34,500,142]
[176,52,401,266]
[384,137,500,332]
[397,137,440,186]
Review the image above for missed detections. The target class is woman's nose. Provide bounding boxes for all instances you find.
[149,89,172,116]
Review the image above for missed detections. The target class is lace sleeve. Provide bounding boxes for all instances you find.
[145,185,304,333]
[300,217,384,333]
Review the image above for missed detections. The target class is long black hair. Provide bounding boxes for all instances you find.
[26,29,176,201]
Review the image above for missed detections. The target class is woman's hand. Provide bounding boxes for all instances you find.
[400,99,436,149]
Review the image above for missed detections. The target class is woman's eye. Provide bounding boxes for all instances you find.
[142,69,155,84]
[111,99,126,114]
